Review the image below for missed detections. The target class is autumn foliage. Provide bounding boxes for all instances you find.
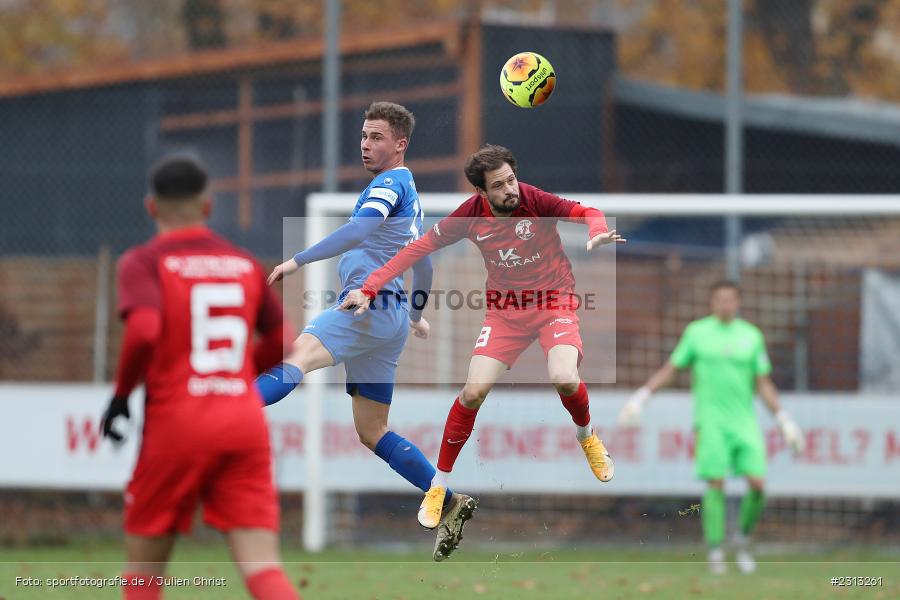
[1,0,898,101]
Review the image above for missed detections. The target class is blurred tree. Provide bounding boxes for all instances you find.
[0,0,125,78]
[246,0,300,41]
[747,0,895,96]
[616,0,900,100]
[811,0,900,100]
[2,0,899,103]
[617,0,728,90]
[751,0,821,94]
[183,0,226,49]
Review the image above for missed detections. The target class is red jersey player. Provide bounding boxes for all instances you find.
[341,145,625,540]
[99,155,300,600]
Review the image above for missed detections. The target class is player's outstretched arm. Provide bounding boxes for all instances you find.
[267,259,300,285]
[340,235,442,316]
[555,200,626,251]
[529,188,627,251]
[359,228,449,301]
[268,211,386,285]
[586,229,626,251]
[621,323,696,426]
[342,212,468,315]
[341,258,433,328]
[757,375,805,454]
[619,362,677,426]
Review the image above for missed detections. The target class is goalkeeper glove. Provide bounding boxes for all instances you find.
[100,395,131,444]
[775,410,804,455]
[618,386,651,427]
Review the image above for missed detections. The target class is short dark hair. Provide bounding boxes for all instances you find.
[464,144,518,190]
[364,101,415,141]
[710,280,741,297]
[150,155,208,200]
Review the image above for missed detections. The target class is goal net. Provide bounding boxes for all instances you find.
[280,193,900,551]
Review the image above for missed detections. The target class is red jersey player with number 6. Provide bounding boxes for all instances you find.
[341,145,625,552]
[99,155,300,600]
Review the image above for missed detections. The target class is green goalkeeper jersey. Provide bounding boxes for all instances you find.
[669,315,771,427]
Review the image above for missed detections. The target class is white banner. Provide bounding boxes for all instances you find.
[2,384,899,498]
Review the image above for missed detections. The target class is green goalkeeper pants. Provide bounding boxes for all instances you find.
[695,421,766,480]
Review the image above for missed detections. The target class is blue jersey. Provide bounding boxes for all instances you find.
[337,167,424,295]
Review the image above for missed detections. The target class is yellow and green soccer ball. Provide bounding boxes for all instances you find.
[499,51,556,108]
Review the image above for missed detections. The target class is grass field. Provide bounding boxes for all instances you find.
[1,540,897,599]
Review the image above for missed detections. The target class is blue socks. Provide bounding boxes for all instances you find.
[255,362,303,406]
[257,372,453,508]
[374,431,453,506]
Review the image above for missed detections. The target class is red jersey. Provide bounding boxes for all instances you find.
[363,182,607,307]
[116,226,283,409]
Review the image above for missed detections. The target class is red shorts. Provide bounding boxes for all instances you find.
[124,399,279,536]
[471,305,583,368]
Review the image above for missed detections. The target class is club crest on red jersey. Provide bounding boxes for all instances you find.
[515,219,534,240]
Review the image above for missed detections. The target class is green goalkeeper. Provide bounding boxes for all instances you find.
[619,280,804,575]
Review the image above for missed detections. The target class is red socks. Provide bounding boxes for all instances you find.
[246,567,300,600]
[437,397,479,473]
[122,573,161,600]
[560,381,591,427]
[435,385,588,475]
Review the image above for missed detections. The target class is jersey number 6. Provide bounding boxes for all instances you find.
[190,283,249,374]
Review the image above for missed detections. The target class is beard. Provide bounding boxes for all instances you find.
[488,193,519,215]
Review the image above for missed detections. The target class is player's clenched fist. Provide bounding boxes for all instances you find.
[410,316,430,339]
[266,259,300,285]
[340,288,373,316]
[586,229,626,251]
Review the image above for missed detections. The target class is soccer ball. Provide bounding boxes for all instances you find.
[499,51,556,108]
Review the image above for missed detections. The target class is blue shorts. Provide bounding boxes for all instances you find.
[301,302,409,404]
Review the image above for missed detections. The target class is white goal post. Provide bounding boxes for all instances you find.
[299,192,900,551]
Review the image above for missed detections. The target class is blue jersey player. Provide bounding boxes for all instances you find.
[256,102,476,561]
